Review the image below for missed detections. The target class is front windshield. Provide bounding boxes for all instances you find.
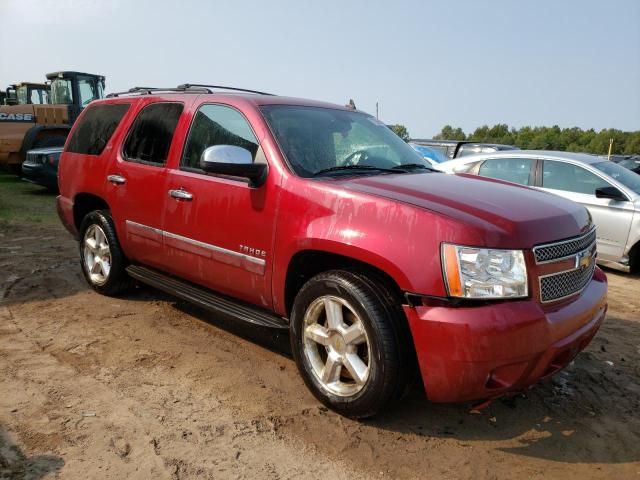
[593,161,640,195]
[51,78,74,104]
[260,105,430,177]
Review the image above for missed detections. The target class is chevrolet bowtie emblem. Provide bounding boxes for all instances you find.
[575,249,593,269]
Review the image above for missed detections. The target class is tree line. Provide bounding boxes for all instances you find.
[430,124,640,155]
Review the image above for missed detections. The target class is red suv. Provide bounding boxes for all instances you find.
[57,85,607,418]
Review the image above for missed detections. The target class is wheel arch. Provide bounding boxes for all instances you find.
[73,193,110,232]
[283,249,407,318]
[19,125,70,159]
[629,239,640,273]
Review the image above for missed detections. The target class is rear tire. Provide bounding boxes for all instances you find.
[630,243,640,275]
[79,210,131,295]
[290,270,411,418]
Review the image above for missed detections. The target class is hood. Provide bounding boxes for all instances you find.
[336,172,592,248]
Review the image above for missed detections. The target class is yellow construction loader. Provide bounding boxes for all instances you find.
[0,71,105,173]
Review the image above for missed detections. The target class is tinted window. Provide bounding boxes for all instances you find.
[123,103,183,165]
[542,160,610,195]
[182,104,258,169]
[66,103,130,155]
[478,158,534,185]
[593,161,640,195]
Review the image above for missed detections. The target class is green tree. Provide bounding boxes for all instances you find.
[433,125,466,140]
[390,124,410,142]
[431,124,640,155]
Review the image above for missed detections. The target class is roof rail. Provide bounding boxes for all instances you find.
[106,86,210,98]
[176,84,275,96]
[106,84,275,98]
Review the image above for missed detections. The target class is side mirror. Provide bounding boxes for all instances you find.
[200,145,267,188]
[595,186,627,202]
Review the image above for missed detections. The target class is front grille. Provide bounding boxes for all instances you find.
[539,261,595,303]
[533,228,596,263]
[24,152,43,166]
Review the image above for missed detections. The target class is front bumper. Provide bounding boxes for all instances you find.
[405,267,608,403]
[21,163,58,189]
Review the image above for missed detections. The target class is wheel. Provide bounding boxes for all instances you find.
[290,270,411,418]
[79,210,131,295]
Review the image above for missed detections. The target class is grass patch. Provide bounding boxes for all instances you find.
[0,172,59,226]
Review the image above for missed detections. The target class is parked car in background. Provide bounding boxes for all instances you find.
[440,150,640,273]
[410,139,519,159]
[408,142,447,168]
[607,155,640,175]
[22,146,63,191]
[57,87,606,417]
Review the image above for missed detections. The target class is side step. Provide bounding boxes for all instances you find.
[126,265,288,330]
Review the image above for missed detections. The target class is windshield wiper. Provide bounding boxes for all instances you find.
[313,165,401,177]
[392,163,439,172]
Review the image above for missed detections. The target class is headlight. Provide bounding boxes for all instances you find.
[442,244,528,299]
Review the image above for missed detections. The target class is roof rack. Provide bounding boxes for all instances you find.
[106,84,275,98]
[177,84,275,96]
[106,86,210,98]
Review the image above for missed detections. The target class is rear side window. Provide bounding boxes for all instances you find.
[66,103,130,155]
[123,102,183,165]
[478,158,534,185]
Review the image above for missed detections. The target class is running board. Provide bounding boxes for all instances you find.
[126,265,288,330]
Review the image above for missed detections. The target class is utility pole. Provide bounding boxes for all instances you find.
[376,102,379,119]
[607,138,613,160]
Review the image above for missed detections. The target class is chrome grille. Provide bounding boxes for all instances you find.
[24,152,44,166]
[533,228,596,263]
[539,261,595,303]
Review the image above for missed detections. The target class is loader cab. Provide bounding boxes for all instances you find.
[47,71,105,121]
[14,82,50,105]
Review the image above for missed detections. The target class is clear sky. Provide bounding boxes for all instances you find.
[1,0,638,138]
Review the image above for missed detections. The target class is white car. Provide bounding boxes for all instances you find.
[440,150,640,272]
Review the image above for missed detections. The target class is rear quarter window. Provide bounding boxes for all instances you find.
[66,103,130,155]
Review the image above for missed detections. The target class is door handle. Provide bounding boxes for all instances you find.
[107,174,126,185]
[168,189,193,201]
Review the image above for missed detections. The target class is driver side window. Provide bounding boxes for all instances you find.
[542,161,610,195]
[182,104,259,170]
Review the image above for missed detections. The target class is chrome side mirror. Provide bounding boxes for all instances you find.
[200,145,267,187]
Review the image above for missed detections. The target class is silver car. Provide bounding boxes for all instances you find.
[440,150,640,272]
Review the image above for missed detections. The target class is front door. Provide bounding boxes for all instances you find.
[161,103,279,309]
[538,160,634,262]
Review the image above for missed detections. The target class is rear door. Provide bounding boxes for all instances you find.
[105,100,187,269]
[475,157,537,186]
[537,159,634,261]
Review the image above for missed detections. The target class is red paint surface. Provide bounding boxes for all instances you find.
[57,92,607,403]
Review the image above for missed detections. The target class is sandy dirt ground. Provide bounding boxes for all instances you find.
[1,220,639,479]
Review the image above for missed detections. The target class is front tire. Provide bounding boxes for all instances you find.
[290,270,410,418]
[79,210,131,295]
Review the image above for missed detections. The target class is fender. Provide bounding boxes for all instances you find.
[19,125,71,159]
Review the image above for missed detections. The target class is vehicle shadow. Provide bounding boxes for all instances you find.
[365,311,640,464]
[0,426,64,478]
[170,298,640,465]
[172,299,292,358]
